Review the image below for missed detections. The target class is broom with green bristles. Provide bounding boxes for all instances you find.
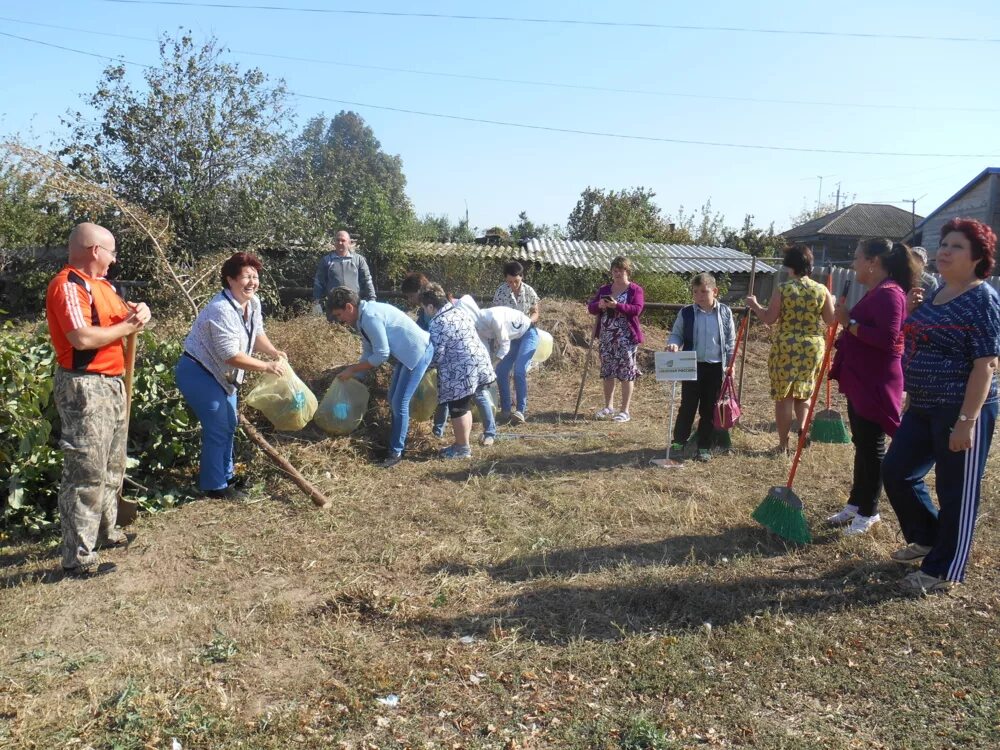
[812,277,851,444]
[752,321,839,544]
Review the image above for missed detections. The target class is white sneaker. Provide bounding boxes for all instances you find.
[827,504,859,526]
[843,513,881,537]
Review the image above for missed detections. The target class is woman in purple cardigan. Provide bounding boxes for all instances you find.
[828,239,917,536]
[587,256,645,422]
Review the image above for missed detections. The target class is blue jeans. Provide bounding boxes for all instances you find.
[496,327,539,414]
[387,342,434,456]
[432,386,497,438]
[175,355,237,491]
[882,401,997,582]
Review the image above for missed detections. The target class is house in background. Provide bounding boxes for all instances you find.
[782,203,922,263]
[908,167,1000,257]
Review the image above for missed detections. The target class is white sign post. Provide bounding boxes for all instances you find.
[651,351,699,468]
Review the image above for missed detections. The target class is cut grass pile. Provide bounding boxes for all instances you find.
[1,301,998,749]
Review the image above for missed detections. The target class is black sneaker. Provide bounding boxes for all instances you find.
[205,486,247,501]
[62,562,117,579]
[227,474,248,489]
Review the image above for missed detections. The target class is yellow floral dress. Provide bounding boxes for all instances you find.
[769,276,828,400]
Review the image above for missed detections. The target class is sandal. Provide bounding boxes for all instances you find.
[594,407,615,419]
[612,412,631,423]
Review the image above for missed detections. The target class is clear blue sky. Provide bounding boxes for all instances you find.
[2,0,999,235]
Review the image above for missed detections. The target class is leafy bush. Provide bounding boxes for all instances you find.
[0,325,202,535]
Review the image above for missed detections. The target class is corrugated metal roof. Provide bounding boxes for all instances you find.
[400,239,775,274]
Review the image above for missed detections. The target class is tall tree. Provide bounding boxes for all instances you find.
[567,187,683,242]
[508,210,560,242]
[721,214,785,257]
[284,111,413,256]
[60,33,292,263]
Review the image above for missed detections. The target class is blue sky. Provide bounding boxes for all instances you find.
[2,0,999,235]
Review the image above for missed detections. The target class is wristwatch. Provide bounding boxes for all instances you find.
[957,413,977,423]
[849,318,857,327]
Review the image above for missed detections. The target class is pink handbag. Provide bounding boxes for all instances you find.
[713,373,741,430]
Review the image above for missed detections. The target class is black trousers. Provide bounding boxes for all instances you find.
[847,400,887,517]
[672,362,724,449]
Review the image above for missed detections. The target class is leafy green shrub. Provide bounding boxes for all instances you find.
[0,325,202,535]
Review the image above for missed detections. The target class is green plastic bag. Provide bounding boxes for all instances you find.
[315,377,370,435]
[245,362,318,431]
[531,329,554,363]
[471,381,500,423]
[409,369,439,423]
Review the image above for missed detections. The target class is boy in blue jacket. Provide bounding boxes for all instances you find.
[665,273,736,461]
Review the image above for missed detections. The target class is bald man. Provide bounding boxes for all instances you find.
[45,223,151,577]
[312,230,376,314]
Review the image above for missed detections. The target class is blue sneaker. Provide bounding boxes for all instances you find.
[440,445,472,459]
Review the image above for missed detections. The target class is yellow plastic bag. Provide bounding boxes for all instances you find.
[315,377,370,435]
[471,381,500,423]
[245,362,318,431]
[531,329,554,363]
[409,369,439,423]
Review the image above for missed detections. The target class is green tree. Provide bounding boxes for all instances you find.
[0,157,70,256]
[60,32,292,265]
[508,210,561,242]
[410,213,475,243]
[721,214,785,257]
[284,111,413,257]
[567,187,689,243]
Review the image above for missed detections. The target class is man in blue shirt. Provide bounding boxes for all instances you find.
[312,230,376,314]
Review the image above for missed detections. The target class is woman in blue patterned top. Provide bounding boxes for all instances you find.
[882,217,1000,594]
[421,283,496,459]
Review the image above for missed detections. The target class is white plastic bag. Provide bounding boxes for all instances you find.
[531,329,553,363]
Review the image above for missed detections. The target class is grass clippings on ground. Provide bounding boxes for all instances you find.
[1,301,999,749]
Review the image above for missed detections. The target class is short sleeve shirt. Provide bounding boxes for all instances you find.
[902,283,1000,408]
[492,282,539,316]
[46,265,131,375]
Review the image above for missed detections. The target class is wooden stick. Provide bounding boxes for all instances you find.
[116,332,140,526]
[738,256,757,403]
[239,417,332,509]
[572,328,598,420]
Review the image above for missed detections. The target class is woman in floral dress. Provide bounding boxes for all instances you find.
[421,283,496,459]
[746,244,835,452]
[586,256,645,422]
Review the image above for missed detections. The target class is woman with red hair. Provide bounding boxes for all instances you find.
[883,218,1000,593]
[176,252,287,498]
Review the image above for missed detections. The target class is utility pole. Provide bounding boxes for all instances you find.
[902,194,927,230]
[835,182,842,211]
[816,175,824,211]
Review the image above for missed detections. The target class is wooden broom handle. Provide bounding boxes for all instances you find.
[786,322,839,489]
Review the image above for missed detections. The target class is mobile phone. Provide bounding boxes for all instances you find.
[601,294,614,302]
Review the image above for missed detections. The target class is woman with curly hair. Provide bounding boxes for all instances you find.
[883,218,1000,594]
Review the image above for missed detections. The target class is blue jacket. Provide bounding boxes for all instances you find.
[357,300,431,370]
[667,302,736,367]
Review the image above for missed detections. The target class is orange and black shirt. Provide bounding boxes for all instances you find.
[45,265,131,375]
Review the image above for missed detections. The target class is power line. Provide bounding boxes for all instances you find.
[4,28,999,159]
[0,30,152,67]
[5,15,1000,115]
[97,0,1000,44]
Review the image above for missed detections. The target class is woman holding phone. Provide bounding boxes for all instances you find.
[587,256,645,422]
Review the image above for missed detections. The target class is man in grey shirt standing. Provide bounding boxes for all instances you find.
[312,230,376,314]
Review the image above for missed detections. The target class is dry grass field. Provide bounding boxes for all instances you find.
[2,301,999,749]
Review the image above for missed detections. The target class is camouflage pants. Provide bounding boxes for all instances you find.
[54,369,127,570]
